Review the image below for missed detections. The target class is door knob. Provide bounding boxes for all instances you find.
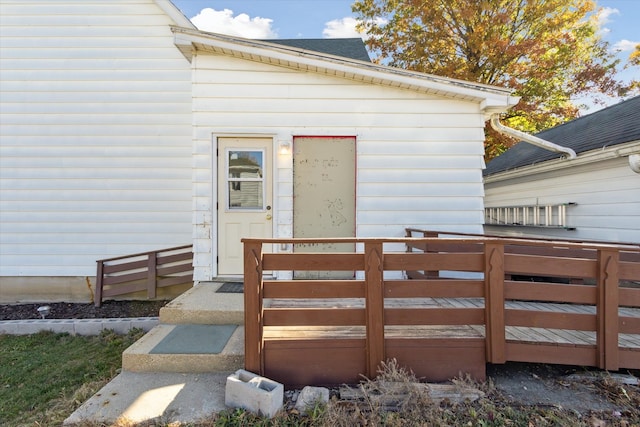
[266,214,272,220]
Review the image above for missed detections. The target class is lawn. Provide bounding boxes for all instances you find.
[0,329,142,427]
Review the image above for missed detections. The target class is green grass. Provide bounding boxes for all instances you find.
[0,329,142,427]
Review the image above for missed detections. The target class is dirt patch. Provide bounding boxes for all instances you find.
[487,362,639,417]
[0,300,168,320]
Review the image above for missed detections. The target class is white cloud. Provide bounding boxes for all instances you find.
[323,16,387,39]
[597,6,619,26]
[613,39,639,52]
[190,8,277,39]
[595,6,619,34]
[323,17,363,38]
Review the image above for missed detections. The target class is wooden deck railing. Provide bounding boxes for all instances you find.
[243,236,640,386]
[95,245,193,307]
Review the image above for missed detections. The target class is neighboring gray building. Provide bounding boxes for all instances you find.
[484,96,640,244]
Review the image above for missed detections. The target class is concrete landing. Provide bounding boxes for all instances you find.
[123,324,244,372]
[160,282,244,325]
[63,371,230,425]
[66,282,247,425]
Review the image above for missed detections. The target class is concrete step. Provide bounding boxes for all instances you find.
[123,323,244,373]
[64,371,230,425]
[159,282,244,325]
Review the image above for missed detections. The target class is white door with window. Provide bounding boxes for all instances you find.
[217,137,273,276]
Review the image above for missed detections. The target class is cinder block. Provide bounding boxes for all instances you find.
[101,319,132,334]
[131,317,159,332]
[0,321,19,335]
[18,320,50,335]
[73,319,104,336]
[225,369,283,418]
[49,319,75,334]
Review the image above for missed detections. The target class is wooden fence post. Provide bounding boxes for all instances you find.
[95,261,104,307]
[364,240,385,379]
[147,251,157,299]
[244,240,264,374]
[597,249,619,371]
[484,242,506,363]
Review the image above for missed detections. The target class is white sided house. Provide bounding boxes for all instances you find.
[0,0,518,303]
[484,96,640,244]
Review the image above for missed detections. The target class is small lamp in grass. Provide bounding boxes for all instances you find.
[37,305,50,319]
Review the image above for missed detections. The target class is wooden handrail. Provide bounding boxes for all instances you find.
[405,228,640,249]
[95,244,194,263]
[95,245,193,307]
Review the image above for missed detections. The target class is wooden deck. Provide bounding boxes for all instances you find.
[243,234,640,387]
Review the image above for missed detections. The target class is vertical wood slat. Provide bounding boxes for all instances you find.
[364,241,385,378]
[147,252,157,300]
[597,249,619,371]
[244,241,264,375]
[421,230,439,278]
[485,242,506,363]
[95,261,104,307]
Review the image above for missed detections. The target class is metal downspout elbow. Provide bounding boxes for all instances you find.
[490,114,577,160]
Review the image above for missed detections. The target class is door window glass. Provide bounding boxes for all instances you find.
[227,150,264,210]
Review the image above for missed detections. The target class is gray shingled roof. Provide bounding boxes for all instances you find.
[484,95,640,176]
[267,38,371,62]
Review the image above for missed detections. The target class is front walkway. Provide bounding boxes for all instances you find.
[64,282,243,425]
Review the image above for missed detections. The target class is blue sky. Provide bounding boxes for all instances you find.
[171,1,638,46]
[171,0,638,106]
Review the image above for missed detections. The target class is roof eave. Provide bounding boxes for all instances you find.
[484,140,640,183]
[172,26,518,109]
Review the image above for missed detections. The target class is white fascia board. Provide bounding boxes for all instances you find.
[172,27,517,110]
[483,140,640,183]
[156,0,196,29]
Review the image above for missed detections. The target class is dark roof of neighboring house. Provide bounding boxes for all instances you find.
[484,95,640,176]
[267,38,371,62]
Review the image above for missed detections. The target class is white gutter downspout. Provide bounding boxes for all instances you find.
[490,114,577,159]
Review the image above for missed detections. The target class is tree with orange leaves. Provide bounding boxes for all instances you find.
[630,44,640,67]
[353,0,637,159]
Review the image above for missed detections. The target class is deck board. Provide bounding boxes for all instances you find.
[269,297,640,350]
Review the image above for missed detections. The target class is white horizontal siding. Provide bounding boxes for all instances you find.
[358,196,483,211]
[191,53,487,278]
[359,155,484,169]
[194,97,481,115]
[484,157,640,243]
[358,168,482,183]
[0,0,193,277]
[1,69,189,81]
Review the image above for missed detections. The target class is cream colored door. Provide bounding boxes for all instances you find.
[293,136,356,279]
[217,137,273,276]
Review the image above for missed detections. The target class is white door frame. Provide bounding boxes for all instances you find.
[214,136,275,278]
